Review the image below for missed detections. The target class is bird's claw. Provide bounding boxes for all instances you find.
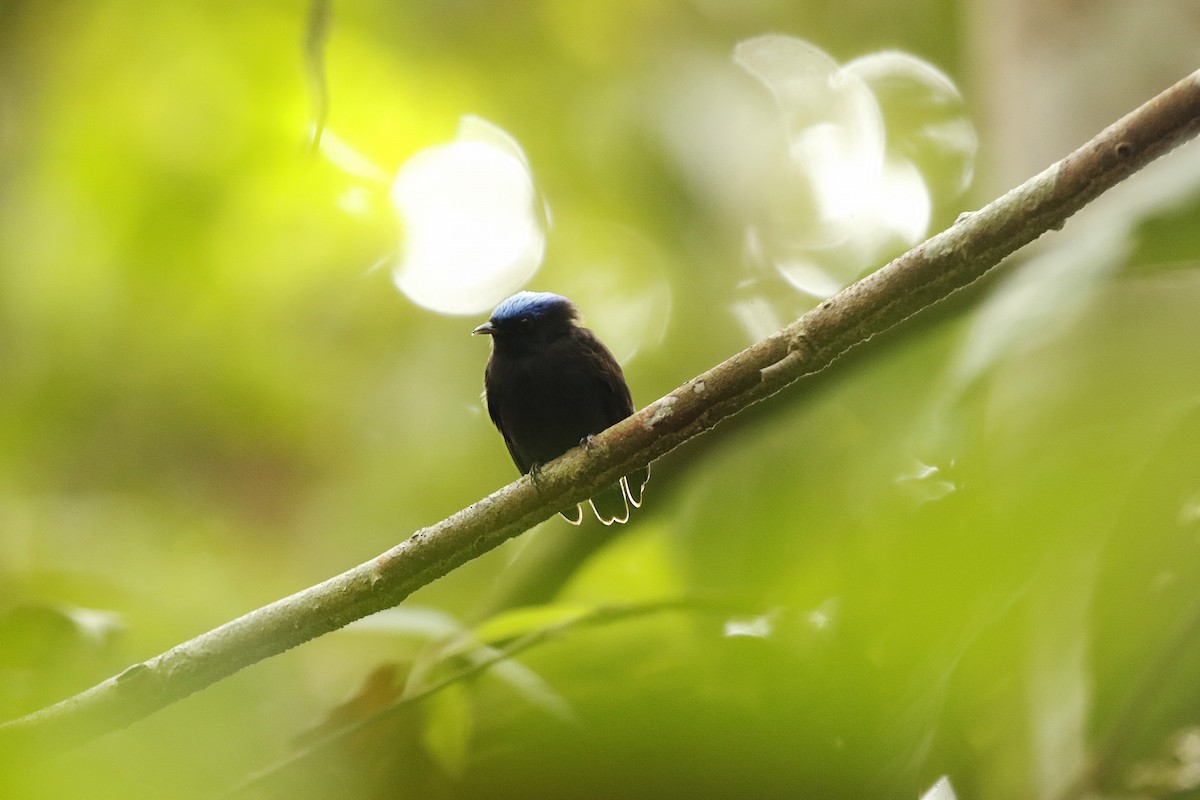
[581,434,598,453]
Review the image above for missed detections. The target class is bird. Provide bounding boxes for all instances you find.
[472,291,649,525]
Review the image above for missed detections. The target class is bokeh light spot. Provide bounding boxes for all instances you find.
[733,35,945,297]
[390,116,546,315]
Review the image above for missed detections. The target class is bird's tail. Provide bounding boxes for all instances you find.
[625,464,650,508]
[581,464,651,525]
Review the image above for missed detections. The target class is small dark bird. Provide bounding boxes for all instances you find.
[473,291,649,525]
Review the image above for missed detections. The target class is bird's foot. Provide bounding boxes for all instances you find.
[580,434,599,453]
[527,463,544,490]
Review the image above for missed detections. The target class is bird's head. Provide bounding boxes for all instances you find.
[472,291,580,345]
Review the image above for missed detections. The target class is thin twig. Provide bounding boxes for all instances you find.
[305,0,332,153]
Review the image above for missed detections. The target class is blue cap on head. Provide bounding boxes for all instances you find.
[490,291,574,322]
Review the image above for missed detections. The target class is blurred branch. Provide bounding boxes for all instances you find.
[1063,590,1200,797]
[3,69,1199,756]
[305,0,332,153]
[222,599,718,798]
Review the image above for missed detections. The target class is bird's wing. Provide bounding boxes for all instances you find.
[483,382,531,474]
[497,418,535,475]
[575,330,650,518]
[575,330,636,423]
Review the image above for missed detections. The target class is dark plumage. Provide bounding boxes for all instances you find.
[473,291,649,525]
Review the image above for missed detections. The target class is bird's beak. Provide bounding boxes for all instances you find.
[471,321,496,336]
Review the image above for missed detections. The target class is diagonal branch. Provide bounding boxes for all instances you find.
[3,69,1199,756]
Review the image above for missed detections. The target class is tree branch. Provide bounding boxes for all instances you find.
[3,69,1199,755]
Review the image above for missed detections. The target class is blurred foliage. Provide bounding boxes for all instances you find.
[2,1,1200,799]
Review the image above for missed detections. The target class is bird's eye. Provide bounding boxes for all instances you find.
[518,316,533,328]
